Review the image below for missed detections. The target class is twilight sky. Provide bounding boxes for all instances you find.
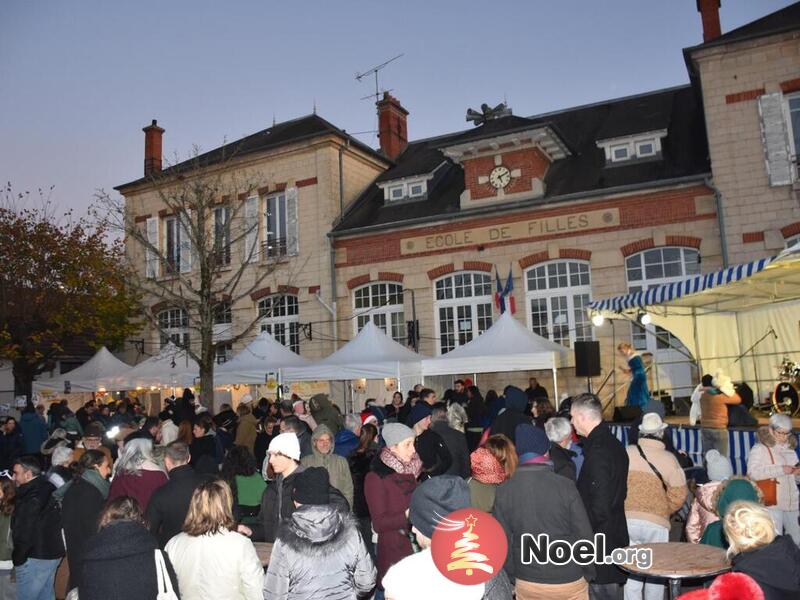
[1,0,794,218]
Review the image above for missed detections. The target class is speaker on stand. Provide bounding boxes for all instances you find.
[575,341,601,393]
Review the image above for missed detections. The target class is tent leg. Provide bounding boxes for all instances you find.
[552,366,559,409]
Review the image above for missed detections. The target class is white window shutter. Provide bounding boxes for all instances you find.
[145,216,159,278]
[758,92,796,186]
[286,186,299,256]
[179,209,192,273]
[245,196,260,263]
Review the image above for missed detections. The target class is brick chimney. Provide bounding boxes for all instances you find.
[697,0,722,43]
[377,92,408,160]
[143,119,165,176]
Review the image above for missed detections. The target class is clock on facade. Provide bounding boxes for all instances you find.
[489,165,511,189]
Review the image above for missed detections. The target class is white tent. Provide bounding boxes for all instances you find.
[422,311,568,396]
[282,321,426,384]
[215,331,312,385]
[33,347,132,393]
[589,246,800,399]
[98,342,199,390]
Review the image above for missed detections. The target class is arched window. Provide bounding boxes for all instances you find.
[158,308,189,348]
[626,247,699,350]
[525,260,592,347]
[434,272,493,355]
[258,294,300,353]
[353,282,405,344]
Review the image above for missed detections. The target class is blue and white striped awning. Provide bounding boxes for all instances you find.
[590,255,777,313]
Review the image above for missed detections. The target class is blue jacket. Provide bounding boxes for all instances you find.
[20,412,48,455]
[333,429,359,458]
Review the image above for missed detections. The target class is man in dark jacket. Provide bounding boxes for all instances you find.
[490,386,531,441]
[0,417,22,471]
[571,393,629,600]
[544,416,578,481]
[280,416,312,458]
[429,403,470,478]
[12,455,64,599]
[146,441,205,547]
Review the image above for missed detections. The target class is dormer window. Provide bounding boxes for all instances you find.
[597,130,666,165]
[379,163,447,204]
[409,182,425,198]
[389,185,405,201]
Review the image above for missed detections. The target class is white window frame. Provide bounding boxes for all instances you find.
[625,246,700,351]
[388,185,405,201]
[264,192,288,258]
[158,308,189,349]
[382,179,428,202]
[258,294,300,354]
[215,343,233,364]
[434,272,493,355]
[524,260,593,348]
[213,206,231,266]
[785,234,800,249]
[785,92,800,162]
[611,143,630,162]
[353,282,405,344]
[408,182,425,198]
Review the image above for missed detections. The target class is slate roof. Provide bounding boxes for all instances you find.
[116,114,389,192]
[686,1,800,53]
[332,84,710,235]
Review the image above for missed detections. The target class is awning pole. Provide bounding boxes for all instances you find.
[691,308,703,377]
[552,361,559,409]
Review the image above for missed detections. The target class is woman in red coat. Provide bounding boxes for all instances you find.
[364,423,420,593]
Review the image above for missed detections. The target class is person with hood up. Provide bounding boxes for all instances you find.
[724,500,800,600]
[468,434,517,512]
[309,394,341,434]
[699,477,762,548]
[686,449,733,544]
[300,423,354,508]
[364,423,420,592]
[747,413,800,545]
[19,402,48,456]
[383,475,513,600]
[263,467,375,599]
[496,425,595,599]
[80,496,180,600]
[234,398,259,455]
[487,386,531,442]
[261,433,348,543]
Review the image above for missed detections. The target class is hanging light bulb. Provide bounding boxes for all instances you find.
[591,314,605,327]
[640,313,652,325]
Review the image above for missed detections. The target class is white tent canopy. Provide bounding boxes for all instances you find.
[422,311,568,397]
[33,347,132,393]
[98,342,199,390]
[282,321,426,383]
[589,246,800,399]
[215,331,312,385]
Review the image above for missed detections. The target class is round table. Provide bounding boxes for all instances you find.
[619,542,730,599]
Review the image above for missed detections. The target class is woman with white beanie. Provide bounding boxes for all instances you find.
[747,413,800,545]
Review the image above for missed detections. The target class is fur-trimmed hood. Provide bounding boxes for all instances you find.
[756,425,798,450]
[276,503,355,556]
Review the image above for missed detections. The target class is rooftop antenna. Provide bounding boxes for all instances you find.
[355,53,404,103]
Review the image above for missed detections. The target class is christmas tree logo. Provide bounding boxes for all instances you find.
[431,508,507,586]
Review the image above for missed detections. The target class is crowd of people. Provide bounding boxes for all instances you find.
[0,374,798,600]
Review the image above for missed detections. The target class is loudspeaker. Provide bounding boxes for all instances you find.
[613,406,642,423]
[574,341,601,377]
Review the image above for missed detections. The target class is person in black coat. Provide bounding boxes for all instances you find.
[60,449,112,591]
[189,414,219,476]
[0,418,22,471]
[544,416,578,482]
[489,386,532,441]
[80,496,180,600]
[429,403,470,478]
[570,394,629,597]
[146,441,206,547]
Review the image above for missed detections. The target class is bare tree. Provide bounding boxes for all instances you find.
[94,148,303,407]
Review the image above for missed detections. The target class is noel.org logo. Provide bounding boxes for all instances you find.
[430,509,508,585]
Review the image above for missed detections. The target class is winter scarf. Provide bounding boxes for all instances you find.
[54,467,110,502]
[469,448,506,484]
[379,446,422,478]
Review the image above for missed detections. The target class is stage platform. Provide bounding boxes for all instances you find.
[660,414,800,428]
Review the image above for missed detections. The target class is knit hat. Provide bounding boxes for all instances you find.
[639,413,668,434]
[382,423,415,447]
[409,475,472,538]
[515,423,550,457]
[407,402,432,427]
[291,467,330,505]
[676,572,764,600]
[84,422,106,439]
[268,432,301,461]
[470,448,506,484]
[705,449,733,481]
